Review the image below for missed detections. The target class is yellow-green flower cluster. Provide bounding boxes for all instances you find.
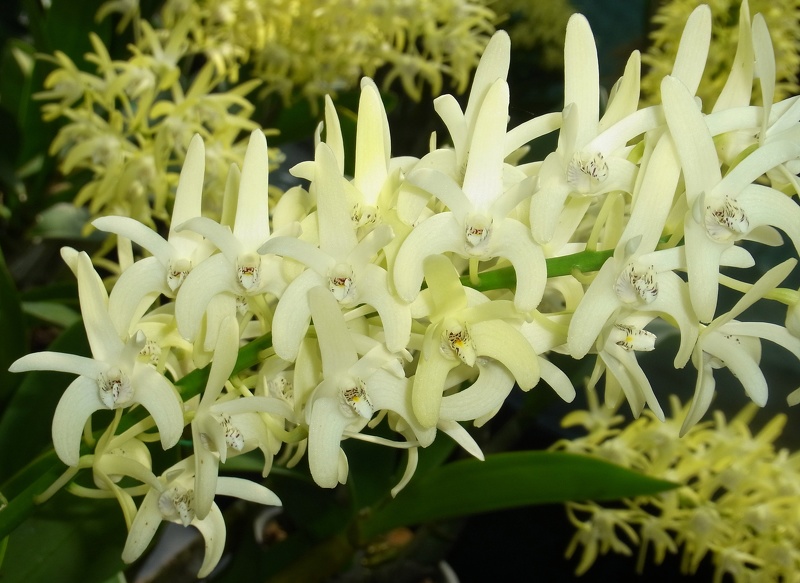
[37,27,272,231]
[104,0,498,102]
[641,0,800,106]
[554,391,800,581]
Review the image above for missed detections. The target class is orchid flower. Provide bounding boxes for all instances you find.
[587,314,665,421]
[292,78,416,230]
[191,317,294,519]
[662,74,800,323]
[261,142,410,362]
[121,457,281,578]
[393,77,547,312]
[9,250,184,466]
[529,13,641,246]
[681,259,800,434]
[410,254,540,428]
[92,133,211,334]
[175,130,289,353]
[304,285,433,488]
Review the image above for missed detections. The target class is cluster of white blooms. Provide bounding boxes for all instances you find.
[554,390,800,582]
[11,2,800,576]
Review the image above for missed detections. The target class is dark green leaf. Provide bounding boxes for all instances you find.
[0,247,26,405]
[0,490,126,583]
[360,451,678,539]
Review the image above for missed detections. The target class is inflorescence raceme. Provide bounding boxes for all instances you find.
[11,2,800,577]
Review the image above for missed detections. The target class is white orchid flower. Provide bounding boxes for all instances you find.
[305,285,433,488]
[587,314,665,421]
[189,317,293,518]
[410,254,540,428]
[662,74,800,323]
[681,259,800,434]
[175,129,289,353]
[121,457,281,578]
[92,134,211,334]
[529,13,642,246]
[261,142,410,362]
[393,78,546,312]
[9,250,184,466]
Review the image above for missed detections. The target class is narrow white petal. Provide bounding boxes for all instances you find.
[411,351,458,428]
[408,168,471,220]
[538,357,576,402]
[169,134,205,252]
[433,94,467,153]
[715,140,800,200]
[713,3,753,111]
[194,503,226,578]
[200,316,240,405]
[357,265,411,354]
[132,365,184,449]
[662,75,721,206]
[9,351,105,377]
[308,397,352,488]
[505,112,561,156]
[490,218,546,312]
[684,215,726,323]
[708,259,796,332]
[354,81,389,204]
[192,421,220,521]
[52,376,106,466]
[624,133,680,251]
[567,261,620,358]
[462,79,509,210]
[216,476,281,506]
[259,235,332,276]
[671,5,711,96]
[752,14,775,139]
[564,13,599,148]
[178,217,240,263]
[309,285,359,375]
[423,254,468,316]
[76,252,124,361]
[211,395,294,419]
[439,359,514,421]
[740,186,800,253]
[323,94,345,173]
[464,30,510,132]
[92,217,173,264]
[234,130,271,249]
[122,489,163,564]
[680,353,716,435]
[529,154,572,244]
[175,254,238,341]
[314,143,358,261]
[392,212,464,303]
[705,332,767,406]
[471,320,539,390]
[108,257,168,335]
[437,419,484,460]
[603,345,664,421]
[599,50,641,131]
[272,270,324,362]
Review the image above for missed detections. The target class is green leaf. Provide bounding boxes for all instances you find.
[0,490,126,583]
[360,451,678,539]
[0,247,27,406]
[22,301,81,328]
